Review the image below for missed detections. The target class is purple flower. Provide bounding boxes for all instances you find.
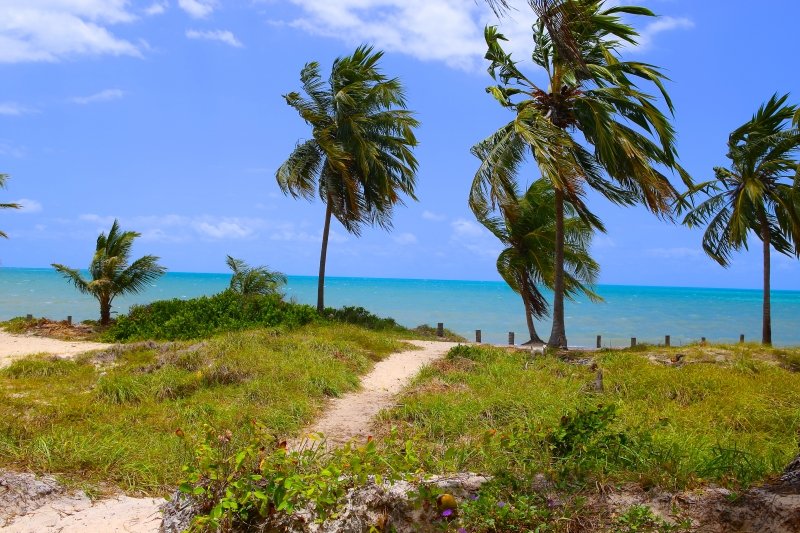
[458,529,468,533]
[497,501,506,508]
[468,494,479,501]
[441,509,454,518]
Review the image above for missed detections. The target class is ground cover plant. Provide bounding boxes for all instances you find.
[0,325,405,494]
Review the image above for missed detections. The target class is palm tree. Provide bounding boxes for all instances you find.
[471,0,690,348]
[1,174,21,238]
[52,220,166,325]
[477,180,600,344]
[682,94,800,345]
[277,46,419,313]
[225,255,287,297]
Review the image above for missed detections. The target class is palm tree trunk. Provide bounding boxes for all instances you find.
[100,296,111,326]
[317,201,333,313]
[520,277,544,344]
[548,188,568,349]
[761,215,772,345]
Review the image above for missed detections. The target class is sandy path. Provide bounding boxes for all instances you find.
[296,340,458,447]
[0,332,111,368]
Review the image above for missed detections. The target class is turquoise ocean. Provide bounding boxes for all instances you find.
[1,267,799,347]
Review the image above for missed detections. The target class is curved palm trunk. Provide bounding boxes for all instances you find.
[520,278,544,345]
[317,201,333,313]
[548,188,568,349]
[761,216,772,345]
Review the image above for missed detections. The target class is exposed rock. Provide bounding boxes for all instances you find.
[0,471,63,526]
[160,492,199,533]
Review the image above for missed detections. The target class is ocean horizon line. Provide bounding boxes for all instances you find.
[1,266,798,294]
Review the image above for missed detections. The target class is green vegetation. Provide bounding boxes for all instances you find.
[277,45,420,312]
[382,344,800,494]
[471,1,691,348]
[0,325,405,494]
[225,255,286,297]
[0,173,21,238]
[681,94,800,345]
[475,179,600,344]
[52,219,166,325]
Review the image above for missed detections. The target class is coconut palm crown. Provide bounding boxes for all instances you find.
[471,0,691,348]
[52,220,166,325]
[476,179,601,344]
[225,255,287,298]
[681,94,800,345]
[277,45,419,312]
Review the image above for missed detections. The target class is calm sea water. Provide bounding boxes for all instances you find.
[1,267,799,347]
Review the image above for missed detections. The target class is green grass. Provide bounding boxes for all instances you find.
[380,343,800,491]
[0,324,406,495]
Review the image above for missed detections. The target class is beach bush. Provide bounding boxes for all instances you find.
[2,356,80,378]
[105,291,317,341]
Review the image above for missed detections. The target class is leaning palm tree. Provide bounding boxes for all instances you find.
[225,255,287,297]
[682,94,800,345]
[477,180,600,344]
[0,174,21,238]
[277,45,419,313]
[52,220,166,325]
[471,0,690,348]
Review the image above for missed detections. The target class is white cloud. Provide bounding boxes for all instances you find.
[422,210,446,222]
[194,220,253,239]
[14,198,43,213]
[634,16,694,51]
[0,102,38,116]
[185,29,243,48]
[178,0,216,19]
[0,141,26,158]
[0,0,143,63]
[282,1,693,71]
[393,232,417,245]
[450,218,500,258]
[71,88,126,105]
[144,2,168,16]
[79,213,116,226]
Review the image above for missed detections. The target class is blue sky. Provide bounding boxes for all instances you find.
[1,0,799,289]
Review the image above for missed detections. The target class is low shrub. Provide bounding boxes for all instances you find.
[2,356,79,378]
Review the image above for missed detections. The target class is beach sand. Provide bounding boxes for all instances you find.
[0,332,111,368]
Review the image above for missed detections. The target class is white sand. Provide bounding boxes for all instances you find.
[0,332,111,368]
[296,340,458,447]
[2,494,163,533]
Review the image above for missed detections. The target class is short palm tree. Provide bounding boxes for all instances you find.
[225,255,287,297]
[277,45,419,313]
[52,220,166,325]
[1,174,21,238]
[471,0,690,348]
[477,180,600,344]
[682,94,800,345]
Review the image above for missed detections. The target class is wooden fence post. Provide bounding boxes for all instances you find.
[665,335,670,347]
[631,337,637,348]
[508,332,515,345]
[26,314,33,320]
[67,316,72,325]
[740,334,745,343]
[475,330,481,343]
[596,335,602,349]
[436,323,444,337]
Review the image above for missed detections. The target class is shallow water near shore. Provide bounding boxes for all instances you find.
[1,267,799,347]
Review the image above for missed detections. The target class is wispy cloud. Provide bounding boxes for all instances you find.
[393,232,418,245]
[185,29,243,48]
[634,16,695,51]
[14,198,43,214]
[71,89,126,105]
[422,210,446,222]
[0,1,143,63]
[450,218,500,258]
[0,141,26,158]
[144,1,168,16]
[646,247,703,260]
[0,102,38,116]
[178,0,216,19]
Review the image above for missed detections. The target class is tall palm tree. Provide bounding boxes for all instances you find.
[0,174,21,238]
[225,255,287,298]
[52,220,166,325]
[471,0,690,348]
[682,94,800,345]
[477,179,600,344]
[277,46,419,313]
